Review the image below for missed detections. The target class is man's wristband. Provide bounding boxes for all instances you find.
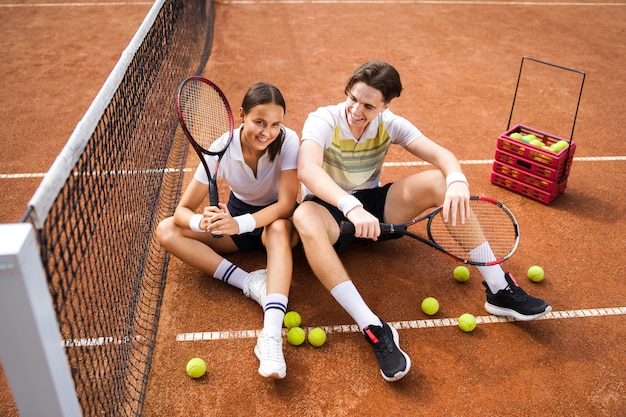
[337,195,363,217]
[446,172,469,188]
[234,213,256,235]
[189,214,205,232]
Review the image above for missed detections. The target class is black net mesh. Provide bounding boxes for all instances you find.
[21,0,214,415]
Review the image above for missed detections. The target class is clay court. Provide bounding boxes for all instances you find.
[1,0,625,416]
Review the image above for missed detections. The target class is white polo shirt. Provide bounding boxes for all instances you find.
[301,102,421,198]
[194,126,299,206]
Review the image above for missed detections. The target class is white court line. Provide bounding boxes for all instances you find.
[175,306,626,341]
[218,0,626,6]
[1,156,624,179]
[382,155,626,167]
[0,167,192,179]
[0,2,153,7]
[62,335,145,347]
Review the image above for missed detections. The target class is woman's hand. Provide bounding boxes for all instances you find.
[205,203,238,236]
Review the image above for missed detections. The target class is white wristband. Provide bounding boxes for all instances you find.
[337,195,363,217]
[446,172,468,188]
[189,214,204,232]
[234,213,256,235]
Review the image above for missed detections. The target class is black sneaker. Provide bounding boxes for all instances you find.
[363,319,411,382]
[484,273,551,321]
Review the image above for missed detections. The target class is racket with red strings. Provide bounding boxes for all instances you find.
[340,196,520,266]
[177,76,234,238]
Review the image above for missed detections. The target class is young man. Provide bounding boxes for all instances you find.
[293,61,551,382]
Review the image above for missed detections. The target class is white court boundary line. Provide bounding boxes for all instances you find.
[383,155,626,167]
[0,2,153,7]
[1,156,624,179]
[176,306,626,341]
[218,0,626,5]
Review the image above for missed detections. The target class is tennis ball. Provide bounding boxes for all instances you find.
[522,134,537,143]
[287,326,306,346]
[308,327,327,347]
[509,132,523,140]
[186,357,206,378]
[555,140,569,151]
[421,297,440,315]
[458,313,476,332]
[548,143,561,153]
[529,139,544,148]
[527,265,545,282]
[283,311,302,329]
[453,265,470,282]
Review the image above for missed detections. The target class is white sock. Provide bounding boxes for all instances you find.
[214,259,249,290]
[263,293,288,338]
[470,242,508,293]
[330,281,382,332]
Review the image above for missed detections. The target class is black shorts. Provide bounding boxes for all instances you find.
[305,183,402,252]
[227,192,267,252]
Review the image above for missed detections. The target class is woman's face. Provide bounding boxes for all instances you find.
[344,81,388,129]
[239,103,284,152]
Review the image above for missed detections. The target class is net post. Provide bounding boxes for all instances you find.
[0,223,82,417]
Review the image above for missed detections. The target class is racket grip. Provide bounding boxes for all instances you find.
[208,180,223,239]
[340,221,396,235]
[208,180,219,207]
[339,221,355,235]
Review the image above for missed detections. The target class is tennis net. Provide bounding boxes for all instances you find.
[20,0,214,415]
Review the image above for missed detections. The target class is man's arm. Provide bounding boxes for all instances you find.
[297,139,381,239]
[297,139,349,205]
[403,134,470,223]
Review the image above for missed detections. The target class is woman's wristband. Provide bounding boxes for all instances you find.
[234,213,256,235]
[189,214,204,232]
[446,172,468,188]
[337,195,363,217]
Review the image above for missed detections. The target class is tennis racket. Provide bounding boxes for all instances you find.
[177,76,234,238]
[340,196,520,266]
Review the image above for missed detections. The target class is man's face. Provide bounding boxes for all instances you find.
[344,81,388,129]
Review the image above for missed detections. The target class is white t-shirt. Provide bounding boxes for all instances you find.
[194,126,299,206]
[300,102,422,198]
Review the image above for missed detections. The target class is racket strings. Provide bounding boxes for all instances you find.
[427,202,518,262]
[179,81,231,150]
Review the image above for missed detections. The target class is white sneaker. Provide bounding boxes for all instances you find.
[254,333,286,379]
[243,269,267,307]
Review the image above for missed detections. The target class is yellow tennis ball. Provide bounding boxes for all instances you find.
[458,313,476,332]
[307,327,327,347]
[509,132,523,140]
[548,143,561,153]
[453,266,470,282]
[287,326,306,346]
[186,357,206,378]
[421,297,439,315]
[283,311,302,329]
[555,140,569,151]
[527,265,545,282]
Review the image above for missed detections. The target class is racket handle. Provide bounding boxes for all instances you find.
[208,179,219,207]
[380,224,401,233]
[340,221,400,235]
[339,221,355,235]
[208,180,223,239]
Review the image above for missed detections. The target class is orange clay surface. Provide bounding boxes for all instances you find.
[1,1,625,416]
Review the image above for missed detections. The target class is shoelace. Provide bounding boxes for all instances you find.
[259,335,282,359]
[505,284,529,300]
[366,328,393,357]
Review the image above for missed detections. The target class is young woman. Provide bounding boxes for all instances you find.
[156,82,299,379]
